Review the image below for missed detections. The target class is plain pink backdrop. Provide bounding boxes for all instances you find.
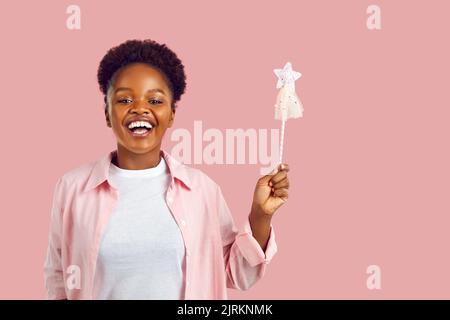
[0,0,449,299]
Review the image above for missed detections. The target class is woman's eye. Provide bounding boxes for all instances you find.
[116,98,162,105]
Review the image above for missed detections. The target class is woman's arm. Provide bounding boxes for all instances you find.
[216,164,289,291]
[44,177,67,300]
[249,163,290,251]
[248,212,272,252]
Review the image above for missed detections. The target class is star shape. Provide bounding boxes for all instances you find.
[273,62,302,89]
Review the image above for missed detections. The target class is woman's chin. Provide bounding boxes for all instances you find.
[120,140,161,155]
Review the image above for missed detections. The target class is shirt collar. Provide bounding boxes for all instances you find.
[84,149,192,192]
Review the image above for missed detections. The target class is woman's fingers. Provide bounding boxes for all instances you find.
[273,188,289,198]
[269,170,288,186]
[272,177,289,189]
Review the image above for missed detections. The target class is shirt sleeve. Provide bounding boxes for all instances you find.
[44,177,67,300]
[216,184,277,291]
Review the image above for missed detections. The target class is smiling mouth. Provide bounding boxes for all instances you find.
[128,127,152,136]
[126,122,155,138]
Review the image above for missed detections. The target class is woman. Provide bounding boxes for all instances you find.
[44,39,290,300]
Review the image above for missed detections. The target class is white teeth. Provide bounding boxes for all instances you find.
[128,121,153,129]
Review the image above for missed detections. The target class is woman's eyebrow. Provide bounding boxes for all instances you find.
[114,87,166,95]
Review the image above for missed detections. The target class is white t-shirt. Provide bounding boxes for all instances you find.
[93,157,186,300]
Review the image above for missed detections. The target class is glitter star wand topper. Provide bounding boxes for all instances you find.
[273,62,304,165]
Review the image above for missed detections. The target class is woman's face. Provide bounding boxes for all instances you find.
[105,63,175,155]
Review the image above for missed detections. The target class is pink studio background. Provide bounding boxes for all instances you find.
[0,0,449,299]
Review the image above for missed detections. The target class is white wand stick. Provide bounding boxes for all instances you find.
[279,119,286,164]
[273,62,304,164]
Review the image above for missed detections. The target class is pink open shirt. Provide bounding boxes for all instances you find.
[44,149,277,299]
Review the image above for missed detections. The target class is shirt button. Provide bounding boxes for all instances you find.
[181,219,186,226]
[186,280,190,286]
[186,249,191,256]
[167,196,173,203]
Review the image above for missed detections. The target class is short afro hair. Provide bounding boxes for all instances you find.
[97,39,187,110]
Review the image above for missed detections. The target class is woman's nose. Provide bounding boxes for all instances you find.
[131,98,151,113]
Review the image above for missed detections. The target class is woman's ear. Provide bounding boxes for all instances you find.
[105,107,112,128]
[168,107,176,128]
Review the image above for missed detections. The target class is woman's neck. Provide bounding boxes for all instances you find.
[113,145,162,170]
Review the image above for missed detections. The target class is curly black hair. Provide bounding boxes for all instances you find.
[97,39,187,110]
